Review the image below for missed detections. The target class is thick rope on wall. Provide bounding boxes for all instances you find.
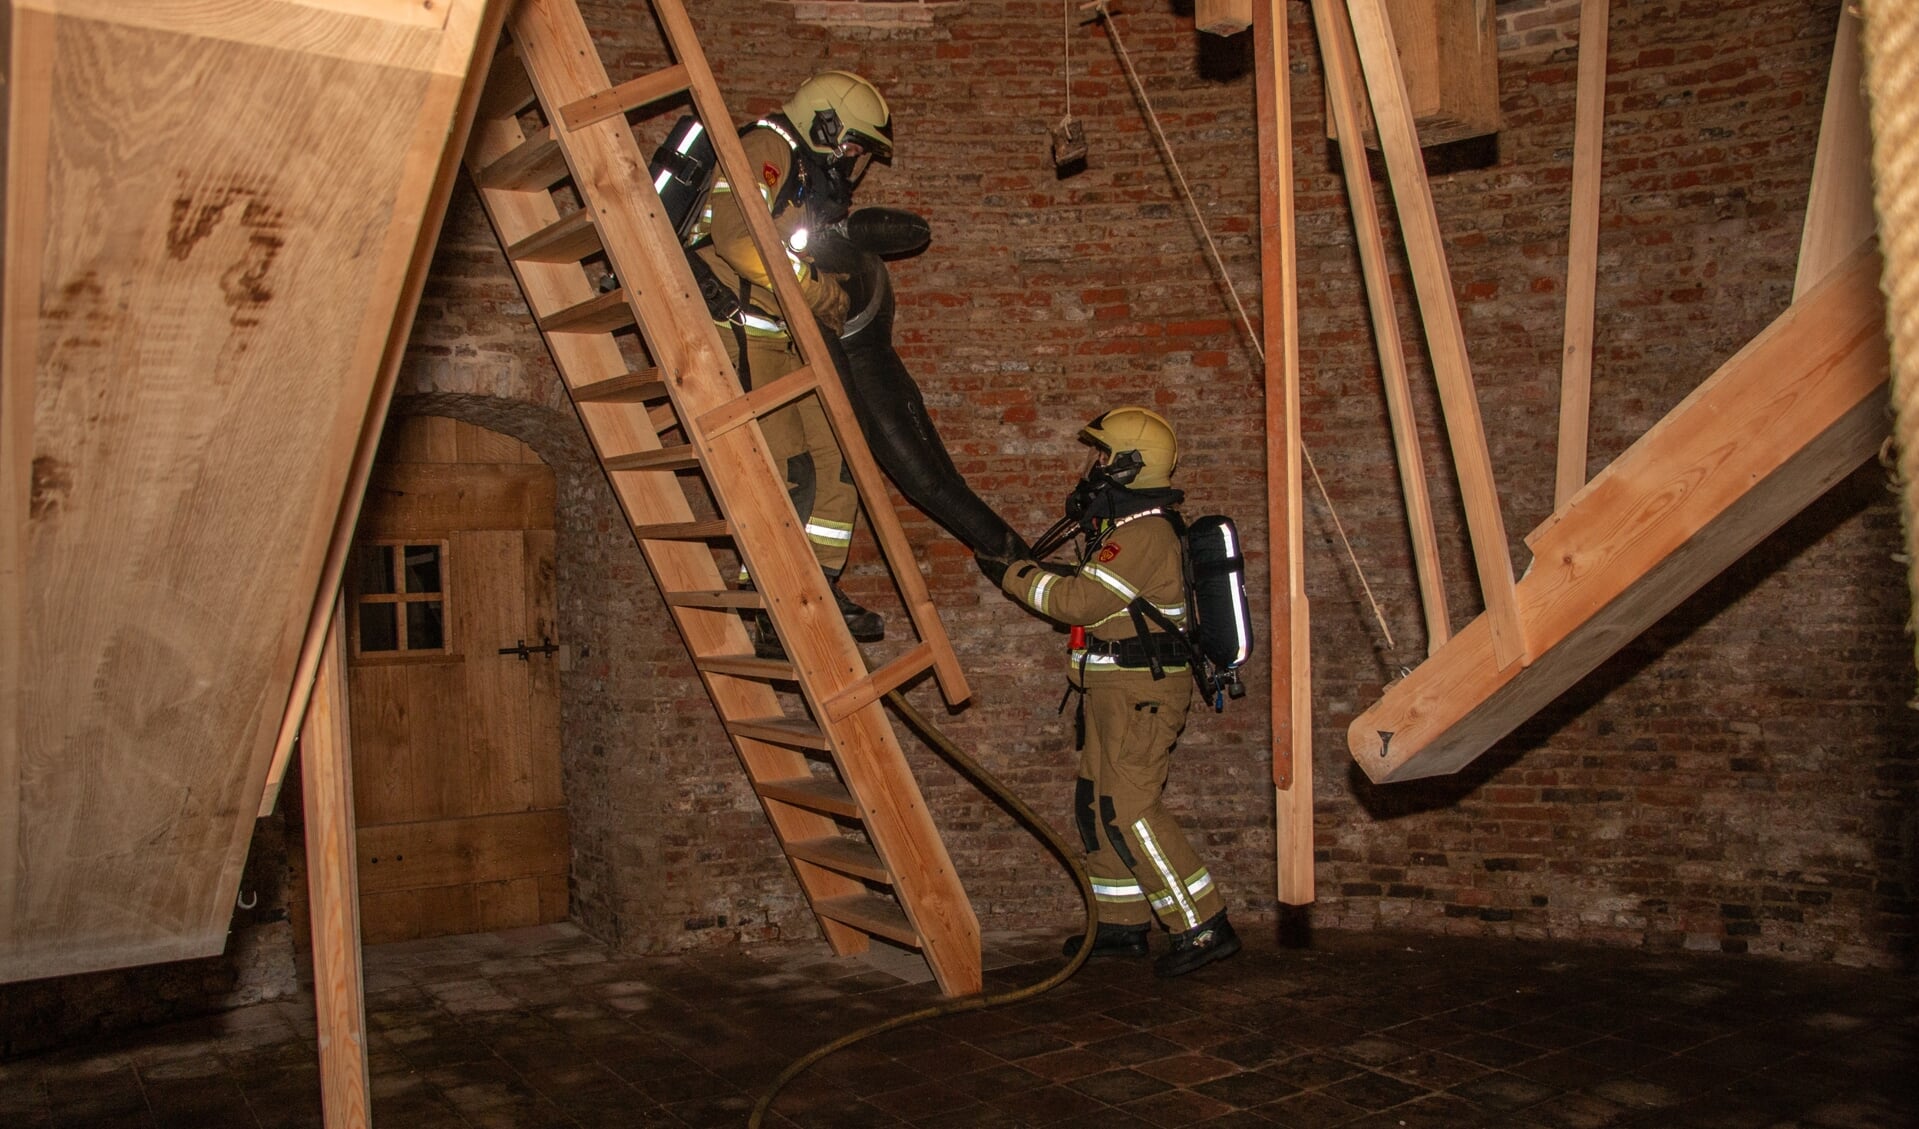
[1859,0,1919,692]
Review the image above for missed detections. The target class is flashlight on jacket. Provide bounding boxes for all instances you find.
[1069,625,1086,650]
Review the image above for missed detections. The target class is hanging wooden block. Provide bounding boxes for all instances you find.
[1196,0,1254,35]
[1326,0,1501,148]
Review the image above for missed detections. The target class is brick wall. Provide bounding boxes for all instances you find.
[401,0,1915,969]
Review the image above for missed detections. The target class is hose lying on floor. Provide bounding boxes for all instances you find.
[747,689,1096,1128]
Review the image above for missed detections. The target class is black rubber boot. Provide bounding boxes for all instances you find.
[1154,911,1240,978]
[830,577,885,642]
[1061,922,1150,959]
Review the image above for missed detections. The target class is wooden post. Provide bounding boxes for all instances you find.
[1553,0,1610,511]
[1343,0,1528,671]
[1312,0,1450,654]
[1255,0,1313,906]
[302,602,372,1129]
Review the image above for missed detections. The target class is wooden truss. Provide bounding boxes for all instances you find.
[1275,1,1889,785]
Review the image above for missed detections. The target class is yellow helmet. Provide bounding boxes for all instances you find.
[784,71,893,183]
[1080,406,1179,490]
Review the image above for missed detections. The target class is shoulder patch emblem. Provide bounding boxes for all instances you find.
[761,163,780,190]
[1097,543,1122,564]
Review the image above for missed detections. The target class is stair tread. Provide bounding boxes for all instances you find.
[698,654,798,681]
[539,289,635,335]
[787,836,889,883]
[605,445,700,472]
[814,894,918,947]
[667,588,765,611]
[508,208,602,263]
[475,128,567,190]
[728,714,826,748]
[631,519,731,541]
[756,776,858,817]
[572,370,667,403]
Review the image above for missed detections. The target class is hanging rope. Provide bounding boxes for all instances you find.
[1085,1,1398,654]
[1860,0,1919,697]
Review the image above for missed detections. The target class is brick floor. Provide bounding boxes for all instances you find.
[1,924,1913,1127]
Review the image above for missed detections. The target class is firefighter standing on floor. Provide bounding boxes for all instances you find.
[692,70,893,643]
[977,407,1241,978]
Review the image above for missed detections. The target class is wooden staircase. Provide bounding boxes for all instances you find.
[463,0,981,995]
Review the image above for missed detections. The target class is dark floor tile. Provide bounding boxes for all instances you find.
[1255,1087,1369,1128]
[1260,1051,1363,1091]
[1449,1070,1559,1111]
[1085,1031,1190,1066]
[987,1081,1106,1125]
[1123,1086,1236,1126]
[1193,1066,1303,1108]
[1319,1069,1430,1112]
[1447,1032,1547,1069]
[1068,1066,1174,1105]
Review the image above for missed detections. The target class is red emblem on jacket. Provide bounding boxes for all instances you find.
[761,163,780,190]
[1097,543,1122,563]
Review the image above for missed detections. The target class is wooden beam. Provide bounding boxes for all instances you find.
[1254,0,1313,905]
[301,603,372,1129]
[1554,0,1610,511]
[1350,243,1889,782]
[1344,0,1527,671]
[1795,3,1874,299]
[1198,0,1253,36]
[1313,0,1450,653]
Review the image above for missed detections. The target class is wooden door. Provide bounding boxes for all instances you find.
[344,417,568,943]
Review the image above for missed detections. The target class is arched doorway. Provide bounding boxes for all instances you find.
[344,416,569,943]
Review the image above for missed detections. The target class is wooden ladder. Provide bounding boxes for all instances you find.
[462,0,982,995]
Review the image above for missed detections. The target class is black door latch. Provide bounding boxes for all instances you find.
[498,636,560,661]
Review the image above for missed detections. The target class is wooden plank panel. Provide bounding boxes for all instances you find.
[359,463,557,535]
[356,809,569,894]
[345,663,415,826]
[5,0,492,982]
[456,529,534,815]
[1350,244,1889,781]
[0,3,59,964]
[409,661,469,823]
[453,419,538,465]
[524,529,563,811]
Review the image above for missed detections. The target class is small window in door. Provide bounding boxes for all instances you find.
[350,541,449,657]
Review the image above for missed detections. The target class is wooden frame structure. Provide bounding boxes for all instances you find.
[1291,1,1890,784]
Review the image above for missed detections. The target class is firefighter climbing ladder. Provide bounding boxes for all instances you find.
[464,0,982,996]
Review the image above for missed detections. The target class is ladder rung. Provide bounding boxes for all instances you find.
[667,588,765,610]
[814,894,918,948]
[631,519,731,541]
[539,289,634,335]
[571,369,667,403]
[758,776,859,818]
[475,128,567,190]
[559,63,694,132]
[476,44,536,121]
[728,715,828,749]
[788,837,889,884]
[698,654,799,681]
[605,445,700,472]
[507,208,602,263]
